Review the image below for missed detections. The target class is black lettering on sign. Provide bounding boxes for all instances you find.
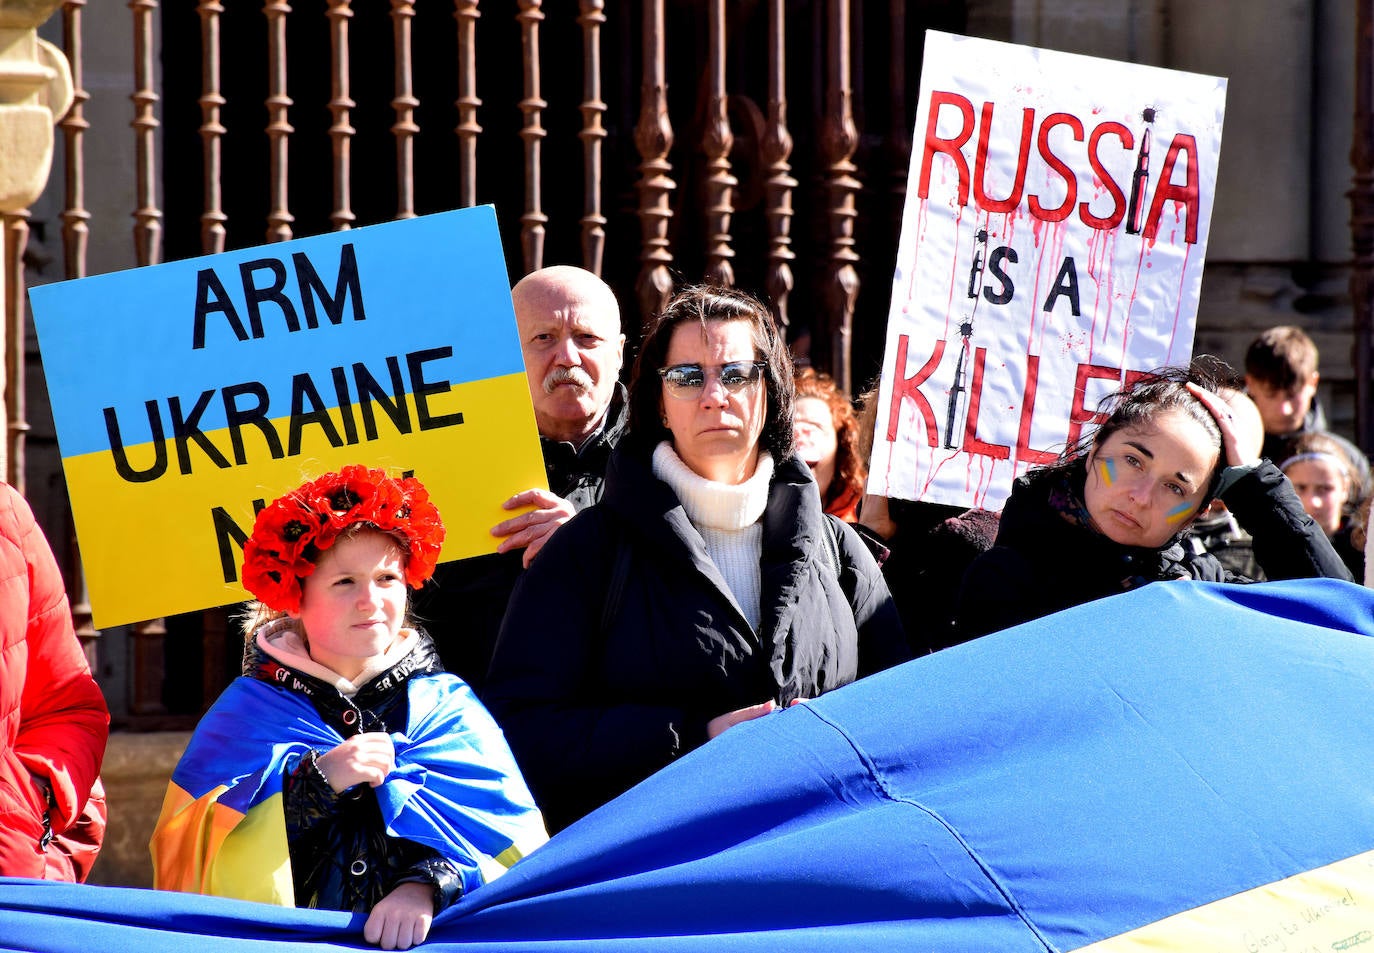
[191,243,365,349]
[1042,257,1081,317]
[105,401,168,482]
[107,348,465,482]
[212,502,255,583]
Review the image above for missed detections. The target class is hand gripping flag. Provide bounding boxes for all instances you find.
[149,673,546,905]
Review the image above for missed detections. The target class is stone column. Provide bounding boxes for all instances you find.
[1353,0,1374,455]
[0,0,73,483]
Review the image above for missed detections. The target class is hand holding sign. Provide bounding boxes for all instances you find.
[492,488,578,567]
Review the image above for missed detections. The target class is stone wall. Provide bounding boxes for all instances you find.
[1196,262,1361,434]
[85,732,189,889]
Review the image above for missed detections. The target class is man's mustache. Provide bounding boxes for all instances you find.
[544,366,594,394]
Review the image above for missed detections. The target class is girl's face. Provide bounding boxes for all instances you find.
[1084,409,1219,549]
[1284,456,1349,537]
[291,529,407,681]
[793,396,838,495]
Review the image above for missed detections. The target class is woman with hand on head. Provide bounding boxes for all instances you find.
[485,285,909,833]
[151,466,547,951]
[955,363,1352,640]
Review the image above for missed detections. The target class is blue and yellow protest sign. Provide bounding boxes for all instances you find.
[30,206,545,628]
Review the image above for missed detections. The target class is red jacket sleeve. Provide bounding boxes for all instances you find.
[1,483,109,831]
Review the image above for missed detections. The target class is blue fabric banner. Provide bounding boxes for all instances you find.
[4,578,1374,951]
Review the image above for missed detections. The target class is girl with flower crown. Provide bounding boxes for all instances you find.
[150,466,547,951]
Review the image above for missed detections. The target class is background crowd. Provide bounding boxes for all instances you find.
[2,266,1368,950]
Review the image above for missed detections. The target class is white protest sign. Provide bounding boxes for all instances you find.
[869,32,1226,509]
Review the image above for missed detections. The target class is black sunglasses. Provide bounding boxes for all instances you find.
[657,361,768,400]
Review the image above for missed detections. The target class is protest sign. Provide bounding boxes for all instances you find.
[30,205,545,628]
[869,32,1226,509]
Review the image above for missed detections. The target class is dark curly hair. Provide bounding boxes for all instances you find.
[1050,359,1230,506]
[626,284,795,462]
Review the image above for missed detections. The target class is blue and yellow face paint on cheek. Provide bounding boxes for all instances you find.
[1097,458,1117,486]
[1165,500,1195,525]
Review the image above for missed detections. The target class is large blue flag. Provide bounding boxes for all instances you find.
[3,578,1373,951]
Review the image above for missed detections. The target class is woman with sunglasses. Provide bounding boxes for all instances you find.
[485,285,908,832]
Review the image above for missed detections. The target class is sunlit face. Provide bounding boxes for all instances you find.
[1084,410,1218,549]
[794,396,838,496]
[291,529,407,682]
[516,285,625,446]
[660,319,767,485]
[1284,456,1350,537]
[1245,374,1318,436]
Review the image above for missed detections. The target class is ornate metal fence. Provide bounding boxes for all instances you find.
[25,0,963,723]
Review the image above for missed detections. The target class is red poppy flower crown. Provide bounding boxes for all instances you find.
[240,465,446,614]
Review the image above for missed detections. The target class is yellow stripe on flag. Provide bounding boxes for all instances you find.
[1073,849,1374,952]
[151,781,295,906]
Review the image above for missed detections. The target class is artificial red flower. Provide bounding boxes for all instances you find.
[240,465,447,612]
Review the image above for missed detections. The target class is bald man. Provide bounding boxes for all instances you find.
[418,266,628,690]
[487,265,627,563]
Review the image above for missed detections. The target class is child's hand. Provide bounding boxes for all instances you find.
[316,732,395,792]
[364,881,435,950]
[706,700,776,739]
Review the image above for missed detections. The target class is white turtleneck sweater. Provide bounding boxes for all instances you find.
[652,442,774,631]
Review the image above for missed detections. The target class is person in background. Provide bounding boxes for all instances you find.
[1279,431,1366,579]
[1357,496,1373,588]
[0,481,108,882]
[485,285,908,832]
[416,265,627,693]
[1184,387,1265,580]
[852,382,999,655]
[793,367,866,522]
[1244,325,1371,495]
[956,363,1353,641]
[152,466,547,951]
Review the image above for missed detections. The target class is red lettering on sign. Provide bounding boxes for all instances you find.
[973,104,1035,213]
[961,346,1011,460]
[1143,134,1200,245]
[1066,363,1122,449]
[1016,355,1059,465]
[918,92,975,206]
[886,335,946,446]
[1028,112,1083,222]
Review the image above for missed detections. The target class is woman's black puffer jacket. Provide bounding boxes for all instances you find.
[484,445,909,832]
